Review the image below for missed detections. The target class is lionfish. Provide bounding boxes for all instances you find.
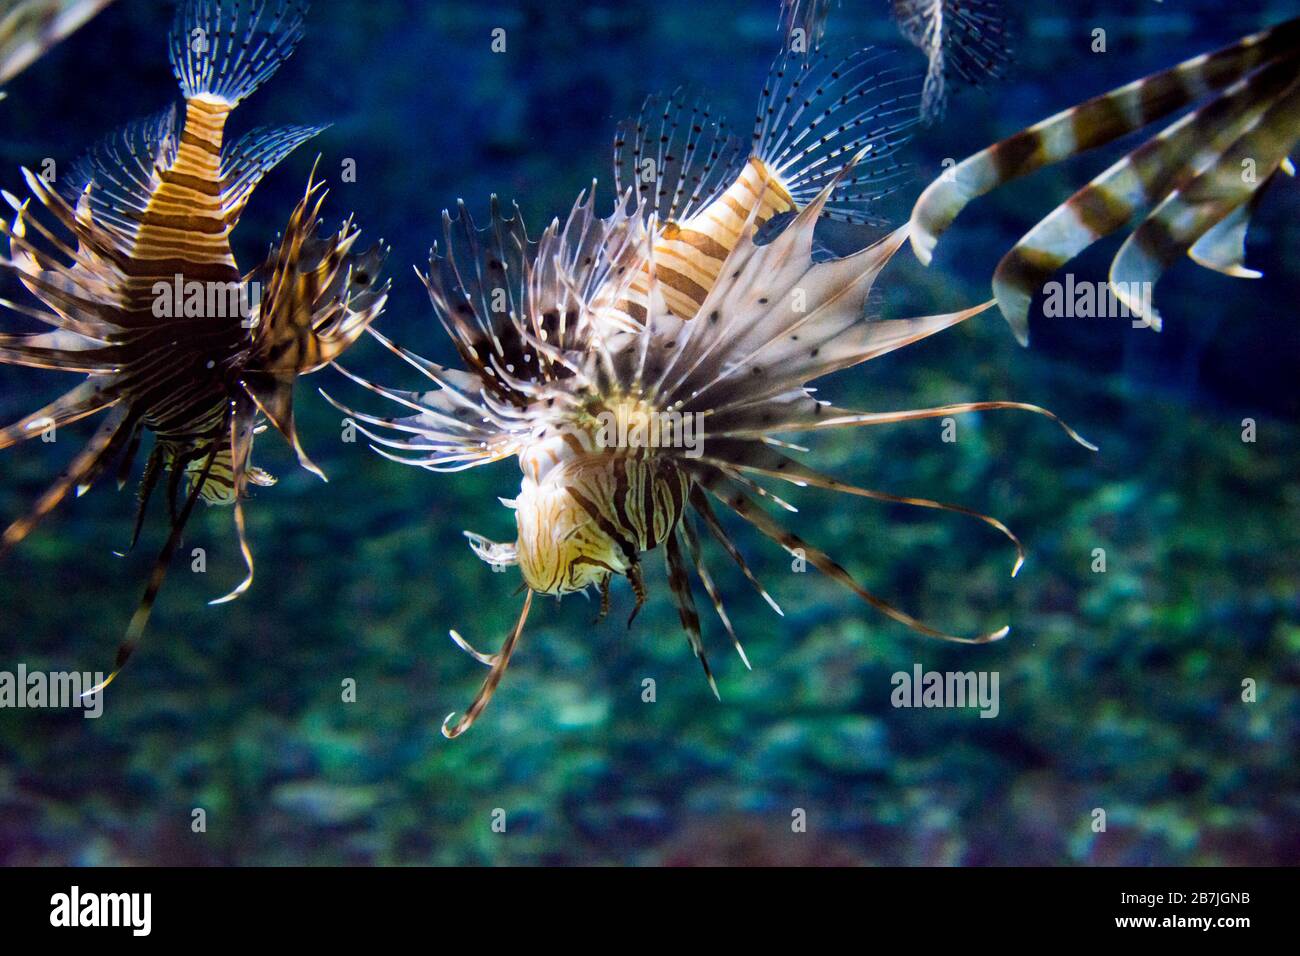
[329,45,1095,738]
[911,15,1300,341]
[0,0,114,89]
[0,0,388,691]
[779,0,1013,122]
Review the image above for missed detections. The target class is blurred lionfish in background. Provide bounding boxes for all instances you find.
[332,34,1095,737]
[0,0,389,691]
[0,0,114,89]
[780,0,1013,122]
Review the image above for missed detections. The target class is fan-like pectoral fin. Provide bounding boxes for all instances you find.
[442,589,535,739]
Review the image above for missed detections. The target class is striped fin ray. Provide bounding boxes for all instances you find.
[82,435,223,697]
[0,379,119,450]
[169,0,307,107]
[612,92,745,226]
[220,123,329,222]
[697,437,1031,576]
[664,528,719,700]
[688,484,782,617]
[704,475,1009,645]
[753,46,916,223]
[911,18,1300,264]
[441,589,535,739]
[0,403,129,556]
[909,17,1300,341]
[679,512,750,670]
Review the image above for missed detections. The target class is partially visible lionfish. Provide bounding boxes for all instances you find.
[911,16,1300,342]
[329,46,1094,737]
[778,0,1012,122]
[0,0,389,691]
[0,0,114,89]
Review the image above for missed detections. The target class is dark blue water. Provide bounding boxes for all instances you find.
[0,0,1296,865]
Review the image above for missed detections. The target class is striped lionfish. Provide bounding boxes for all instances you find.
[0,0,389,691]
[910,15,1300,341]
[0,0,114,89]
[330,44,1096,738]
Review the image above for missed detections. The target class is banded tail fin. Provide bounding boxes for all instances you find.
[909,17,1300,342]
[169,0,307,107]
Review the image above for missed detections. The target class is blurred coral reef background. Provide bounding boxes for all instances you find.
[0,0,1296,865]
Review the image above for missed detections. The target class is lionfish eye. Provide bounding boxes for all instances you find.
[354,270,370,286]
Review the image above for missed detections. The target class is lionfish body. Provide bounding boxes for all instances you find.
[334,46,1093,737]
[0,0,389,689]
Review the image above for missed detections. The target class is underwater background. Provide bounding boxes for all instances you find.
[1,0,1297,865]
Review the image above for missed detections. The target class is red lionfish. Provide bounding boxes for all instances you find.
[328,46,1095,738]
[0,0,389,691]
[910,16,1300,342]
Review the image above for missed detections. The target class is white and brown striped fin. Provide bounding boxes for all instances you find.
[0,0,114,87]
[1107,77,1300,330]
[679,511,750,669]
[441,589,535,739]
[0,403,129,557]
[752,45,916,223]
[910,17,1300,343]
[82,435,223,697]
[892,0,1013,124]
[705,476,1010,645]
[664,528,720,700]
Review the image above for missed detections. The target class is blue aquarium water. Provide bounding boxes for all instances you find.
[0,0,1296,866]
